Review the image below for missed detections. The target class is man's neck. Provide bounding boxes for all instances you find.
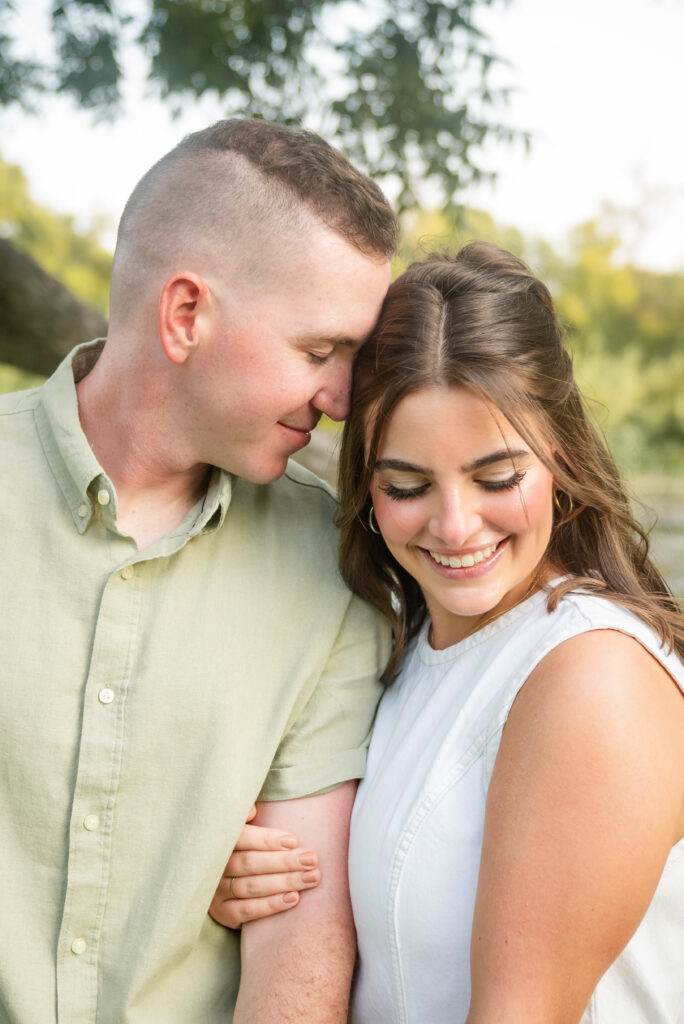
[75,353,212,550]
[113,472,211,550]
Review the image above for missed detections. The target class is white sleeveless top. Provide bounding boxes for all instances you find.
[349,588,684,1023]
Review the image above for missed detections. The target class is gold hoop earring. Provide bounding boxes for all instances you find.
[368,505,381,535]
[553,489,575,519]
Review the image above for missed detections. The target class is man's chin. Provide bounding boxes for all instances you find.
[232,455,290,485]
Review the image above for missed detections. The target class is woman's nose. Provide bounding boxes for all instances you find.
[428,490,482,548]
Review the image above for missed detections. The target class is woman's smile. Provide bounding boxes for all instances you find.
[422,536,509,575]
[370,386,555,649]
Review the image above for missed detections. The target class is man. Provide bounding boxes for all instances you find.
[0,119,396,1022]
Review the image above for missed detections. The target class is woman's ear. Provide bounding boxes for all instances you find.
[158,272,209,365]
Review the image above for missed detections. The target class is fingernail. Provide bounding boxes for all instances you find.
[283,891,299,904]
[302,870,319,883]
[298,852,316,867]
[280,835,297,850]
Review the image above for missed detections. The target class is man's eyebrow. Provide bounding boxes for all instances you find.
[375,450,530,475]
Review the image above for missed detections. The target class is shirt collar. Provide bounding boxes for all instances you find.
[35,340,233,537]
[193,466,233,535]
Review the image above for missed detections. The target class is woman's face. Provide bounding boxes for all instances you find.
[369,385,555,649]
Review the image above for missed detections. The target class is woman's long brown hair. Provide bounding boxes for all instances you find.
[337,242,683,683]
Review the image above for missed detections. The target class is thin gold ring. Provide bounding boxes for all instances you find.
[228,875,237,899]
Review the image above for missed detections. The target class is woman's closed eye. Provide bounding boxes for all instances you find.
[378,481,431,501]
[478,470,526,493]
[377,468,526,501]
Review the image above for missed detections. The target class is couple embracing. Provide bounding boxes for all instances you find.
[1,119,683,1023]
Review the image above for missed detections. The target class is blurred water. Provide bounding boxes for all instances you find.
[632,478,684,604]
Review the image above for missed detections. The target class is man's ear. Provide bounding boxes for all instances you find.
[158,272,209,365]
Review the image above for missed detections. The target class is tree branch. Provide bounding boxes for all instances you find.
[0,238,107,375]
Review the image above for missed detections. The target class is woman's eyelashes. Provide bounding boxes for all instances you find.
[378,482,431,501]
[377,469,527,502]
[481,470,527,492]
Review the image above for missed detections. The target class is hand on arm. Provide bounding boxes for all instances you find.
[233,781,358,1024]
[467,631,684,1024]
[209,806,321,929]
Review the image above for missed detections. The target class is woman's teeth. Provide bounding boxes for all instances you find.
[430,542,499,569]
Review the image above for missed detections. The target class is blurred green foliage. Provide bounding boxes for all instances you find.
[0,360,44,394]
[0,152,112,392]
[0,0,523,210]
[542,223,684,472]
[0,154,112,311]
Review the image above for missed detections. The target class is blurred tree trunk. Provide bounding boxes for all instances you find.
[0,238,107,376]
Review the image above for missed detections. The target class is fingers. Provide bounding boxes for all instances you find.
[209,890,301,929]
[224,845,318,879]
[233,823,298,852]
[215,866,321,901]
[212,816,322,929]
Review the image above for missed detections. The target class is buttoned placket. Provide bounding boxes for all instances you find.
[55,524,142,1023]
[27,348,232,1021]
[52,471,228,1022]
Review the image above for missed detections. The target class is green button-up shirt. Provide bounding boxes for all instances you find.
[0,341,388,1023]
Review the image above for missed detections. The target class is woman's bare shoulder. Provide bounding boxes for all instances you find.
[522,626,683,725]
[467,627,684,1023]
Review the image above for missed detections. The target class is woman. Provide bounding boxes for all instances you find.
[212,243,684,1022]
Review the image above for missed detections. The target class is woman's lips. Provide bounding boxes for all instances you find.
[421,537,509,578]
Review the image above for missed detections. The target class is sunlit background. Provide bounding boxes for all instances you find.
[1,0,682,594]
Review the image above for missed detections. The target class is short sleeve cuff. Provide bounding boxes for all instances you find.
[258,745,369,801]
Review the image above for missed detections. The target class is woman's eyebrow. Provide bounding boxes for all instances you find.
[375,458,430,474]
[375,450,530,475]
[461,449,530,472]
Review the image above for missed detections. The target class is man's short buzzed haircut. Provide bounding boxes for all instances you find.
[176,119,398,258]
[110,119,397,322]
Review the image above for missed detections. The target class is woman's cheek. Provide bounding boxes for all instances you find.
[372,492,417,544]
[511,469,555,538]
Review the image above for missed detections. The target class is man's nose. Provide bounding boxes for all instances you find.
[313,361,352,422]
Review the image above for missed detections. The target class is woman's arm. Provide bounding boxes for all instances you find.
[467,629,684,1024]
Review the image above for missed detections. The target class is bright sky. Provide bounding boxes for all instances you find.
[3,0,684,270]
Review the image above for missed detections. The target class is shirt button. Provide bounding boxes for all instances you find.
[77,503,89,518]
[83,814,100,831]
[98,688,115,705]
[71,937,87,956]
[120,565,134,580]
[97,488,111,506]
